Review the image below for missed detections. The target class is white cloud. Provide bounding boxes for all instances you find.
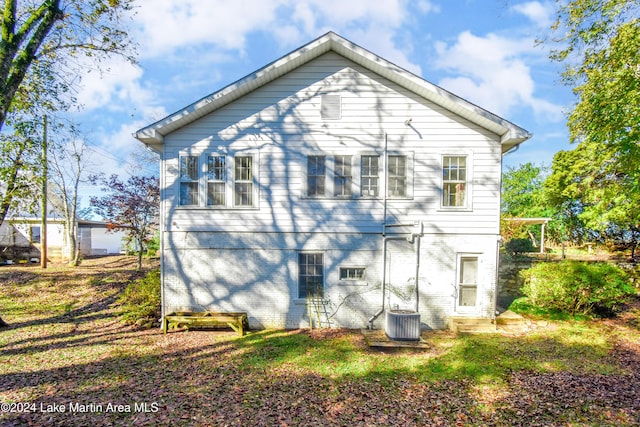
[434,31,562,119]
[511,1,555,28]
[133,0,289,58]
[73,56,156,115]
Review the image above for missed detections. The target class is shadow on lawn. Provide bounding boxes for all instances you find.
[1,294,121,333]
[1,327,639,426]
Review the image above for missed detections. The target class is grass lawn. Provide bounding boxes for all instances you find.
[0,256,639,426]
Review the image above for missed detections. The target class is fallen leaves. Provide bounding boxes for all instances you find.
[0,257,639,426]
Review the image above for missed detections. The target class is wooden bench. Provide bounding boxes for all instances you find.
[162,312,249,336]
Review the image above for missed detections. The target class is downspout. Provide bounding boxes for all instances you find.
[414,227,421,313]
[156,145,166,327]
[367,234,412,329]
[382,132,388,230]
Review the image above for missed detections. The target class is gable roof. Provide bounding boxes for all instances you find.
[134,31,531,153]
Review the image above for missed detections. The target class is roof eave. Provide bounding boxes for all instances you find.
[134,32,532,149]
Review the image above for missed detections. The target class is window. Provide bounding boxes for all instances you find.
[207,155,226,206]
[340,267,365,280]
[458,256,478,307]
[307,156,326,197]
[299,253,324,298]
[443,156,467,207]
[30,226,41,244]
[387,155,407,197]
[180,156,199,205]
[361,155,379,197]
[334,155,352,197]
[234,156,253,206]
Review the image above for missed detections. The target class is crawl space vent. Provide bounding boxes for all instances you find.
[321,94,341,119]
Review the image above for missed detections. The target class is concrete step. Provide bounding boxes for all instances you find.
[454,323,498,334]
[495,310,526,325]
[448,316,497,334]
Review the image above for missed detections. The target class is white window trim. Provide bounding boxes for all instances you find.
[302,154,328,198]
[358,153,381,199]
[178,153,201,207]
[385,152,414,200]
[175,150,259,210]
[439,152,473,211]
[232,153,258,209]
[339,266,367,283]
[206,153,227,207]
[297,251,325,300]
[301,151,414,200]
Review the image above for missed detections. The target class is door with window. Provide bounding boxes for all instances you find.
[456,255,479,312]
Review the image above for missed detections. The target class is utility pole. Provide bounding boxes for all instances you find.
[40,116,47,269]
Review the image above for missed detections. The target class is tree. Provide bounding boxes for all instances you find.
[0,0,135,133]
[544,0,640,256]
[0,0,135,226]
[501,162,566,244]
[0,0,134,329]
[501,162,548,217]
[0,120,40,221]
[90,174,159,270]
[546,140,640,255]
[48,124,90,266]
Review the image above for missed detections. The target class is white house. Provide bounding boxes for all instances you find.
[134,32,531,332]
[0,217,126,261]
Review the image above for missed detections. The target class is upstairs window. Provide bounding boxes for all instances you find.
[234,156,253,207]
[387,155,407,197]
[207,155,226,206]
[334,155,352,197]
[180,156,199,205]
[443,156,467,207]
[307,156,326,197]
[361,155,379,197]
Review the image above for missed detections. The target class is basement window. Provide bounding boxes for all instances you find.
[299,253,324,298]
[339,267,365,281]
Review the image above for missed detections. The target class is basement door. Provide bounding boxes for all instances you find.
[455,254,480,314]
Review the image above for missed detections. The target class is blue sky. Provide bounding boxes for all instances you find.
[71,0,574,190]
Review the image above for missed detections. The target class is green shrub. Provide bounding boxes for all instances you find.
[505,238,536,256]
[118,269,160,327]
[520,261,635,317]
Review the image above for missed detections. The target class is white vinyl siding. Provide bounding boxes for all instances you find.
[155,50,514,328]
[163,52,500,235]
[321,94,341,119]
